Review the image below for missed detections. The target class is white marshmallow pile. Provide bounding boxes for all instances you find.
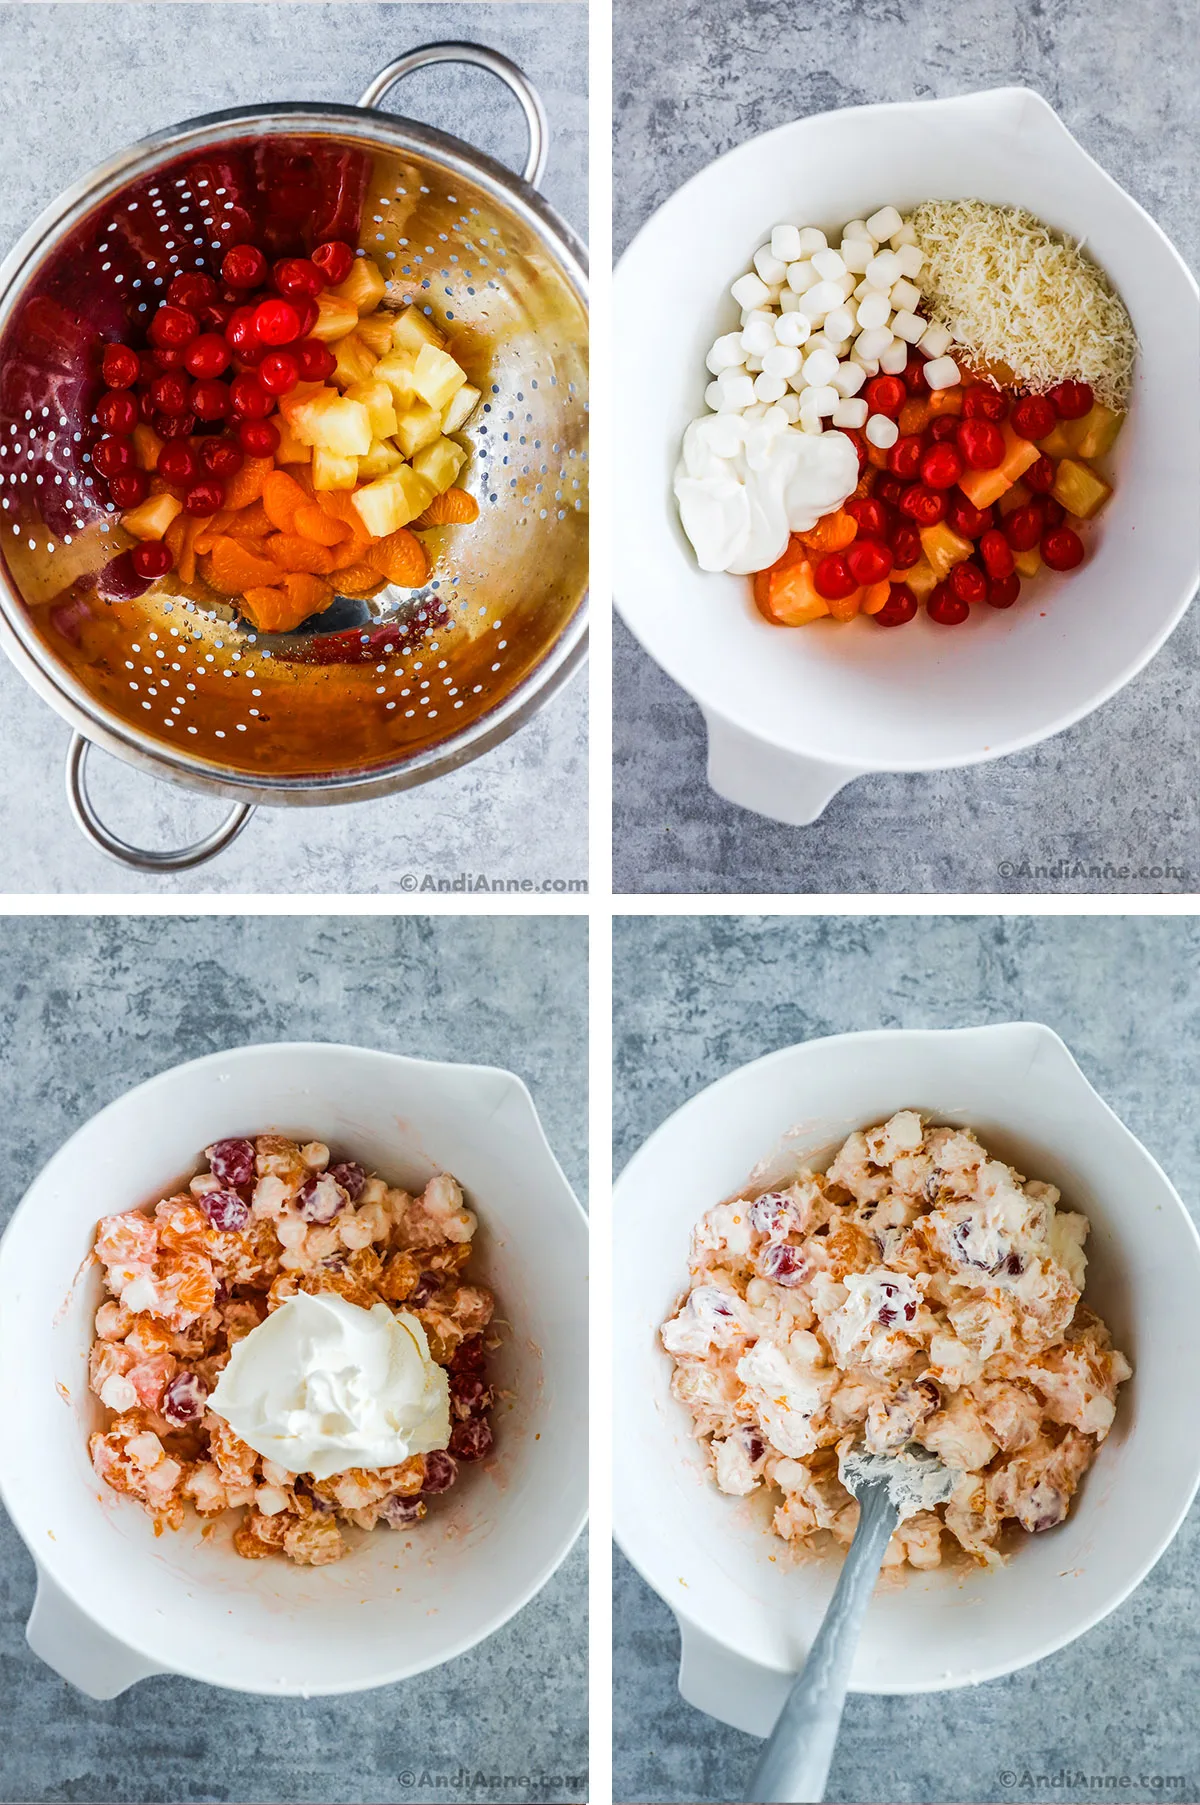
[703,205,961,448]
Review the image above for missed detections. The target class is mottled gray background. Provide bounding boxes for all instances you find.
[612,914,1200,1803]
[0,2,587,894]
[612,0,1199,894]
[0,914,587,1803]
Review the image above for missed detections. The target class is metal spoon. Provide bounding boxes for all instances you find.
[747,1443,955,1804]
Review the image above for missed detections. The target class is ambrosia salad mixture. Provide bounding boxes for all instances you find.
[661,1112,1131,1570]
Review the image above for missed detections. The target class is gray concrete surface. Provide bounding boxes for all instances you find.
[612,913,1200,1803]
[612,0,1200,894]
[0,914,587,1803]
[0,3,588,894]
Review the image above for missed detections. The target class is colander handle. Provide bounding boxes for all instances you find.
[358,42,549,188]
[66,735,255,873]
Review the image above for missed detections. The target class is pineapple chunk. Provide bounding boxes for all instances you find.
[278,381,327,425]
[309,293,360,343]
[410,344,467,413]
[442,383,481,435]
[412,434,467,496]
[330,258,387,316]
[270,412,311,465]
[331,331,378,390]
[1052,457,1112,520]
[391,305,446,357]
[312,447,359,491]
[121,492,182,541]
[904,557,939,600]
[289,393,373,457]
[356,313,395,358]
[132,424,163,472]
[393,401,443,458]
[997,481,1031,517]
[959,420,1041,507]
[351,467,436,538]
[1013,544,1042,579]
[357,438,405,480]
[373,350,418,407]
[919,521,974,578]
[1036,423,1075,461]
[1066,404,1124,462]
[345,380,399,440]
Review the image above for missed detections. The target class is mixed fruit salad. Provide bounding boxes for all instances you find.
[89,240,481,635]
[675,201,1135,630]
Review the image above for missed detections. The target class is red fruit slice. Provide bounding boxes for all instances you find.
[874,582,919,627]
[1041,527,1085,570]
[927,582,970,625]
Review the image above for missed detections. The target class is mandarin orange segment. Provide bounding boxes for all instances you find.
[177,514,213,585]
[206,536,283,595]
[412,485,480,528]
[239,584,315,634]
[796,508,857,555]
[224,500,274,541]
[262,469,309,533]
[293,503,349,547]
[263,533,336,576]
[331,561,387,596]
[372,527,429,587]
[282,571,334,616]
[221,456,274,510]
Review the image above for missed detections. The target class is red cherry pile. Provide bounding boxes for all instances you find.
[828,357,1093,628]
[90,241,353,579]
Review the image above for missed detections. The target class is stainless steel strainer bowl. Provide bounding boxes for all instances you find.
[0,42,588,871]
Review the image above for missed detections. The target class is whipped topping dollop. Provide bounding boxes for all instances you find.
[208,1292,450,1480]
[674,410,859,576]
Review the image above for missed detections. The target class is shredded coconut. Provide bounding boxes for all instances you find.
[909,200,1136,410]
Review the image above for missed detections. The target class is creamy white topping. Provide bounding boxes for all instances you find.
[660,1283,754,1356]
[736,1332,830,1458]
[208,1293,450,1480]
[674,411,859,575]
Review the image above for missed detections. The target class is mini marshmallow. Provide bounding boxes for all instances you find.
[865,412,900,448]
[758,404,792,436]
[856,357,880,378]
[855,291,891,331]
[731,271,770,310]
[803,332,835,355]
[879,337,910,374]
[779,289,803,314]
[855,325,893,361]
[740,318,776,357]
[762,344,801,379]
[754,371,788,403]
[895,243,925,280]
[745,355,763,373]
[923,355,961,391]
[831,361,867,398]
[834,271,858,299]
[805,384,840,417]
[774,312,811,347]
[823,337,851,359]
[801,347,839,387]
[811,247,847,281]
[753,245,788,285]
[798,280,846,321]
[841,220,874,242]
[771,224,803,263]
[918,321,953,358]
[865,249,902,289]
[890,310,927,345]
[777,393,802,423]
[832,397,869,429]
[866,205,903,242]
[717,369,756,410]
[853,278,873,302]
[839,237,874,274]
[704,381,723,411]
[742,401,769,421]
[798,410,825,435]
[706,332,746,374]
[823,305,856,343]
[889,278,922,314]
[890,222,918,248]
[797,226,828,255]
[786,260,820,295]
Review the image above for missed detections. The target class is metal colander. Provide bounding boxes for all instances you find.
[0,43,588,870]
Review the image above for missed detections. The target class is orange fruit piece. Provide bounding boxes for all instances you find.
[317,489,372,552]
[372,527,429,587]
[239,584,319,634]
[282,571,334,616]
[206,535,283,595]
[795,507,857,556]
[413,486,480,528]
[263,533,335,576]
[263,469,309,533]
[332,561,387,597]
[164,515,188,566]
[221,456,274,510]
[224,500,274,541]
[293,503,349,547]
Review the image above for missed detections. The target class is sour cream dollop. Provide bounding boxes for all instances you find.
[208,1292,451,1480]
[674,410,859,576]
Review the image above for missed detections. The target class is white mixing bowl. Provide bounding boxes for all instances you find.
[613,1023,1200,1732]
[0,1042,588,1698]
[615,88,1200,824]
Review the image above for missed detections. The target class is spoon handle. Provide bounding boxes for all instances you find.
[747,1481,899,1804]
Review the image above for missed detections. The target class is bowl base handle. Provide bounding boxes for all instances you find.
[28,1567,165,1698]
[677,1616,790,1737]
[702,712,868,826]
